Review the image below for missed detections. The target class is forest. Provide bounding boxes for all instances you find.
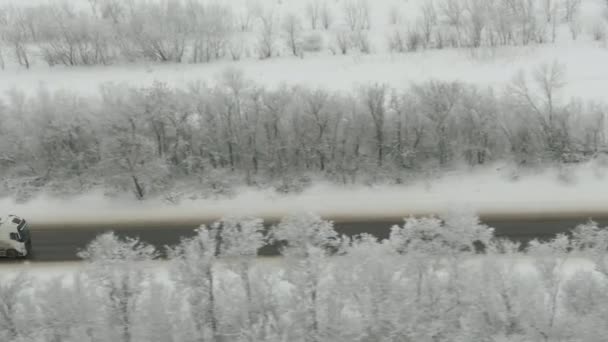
[0,62,604,200]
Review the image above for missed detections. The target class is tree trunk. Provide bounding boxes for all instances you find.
[131,175,145,200]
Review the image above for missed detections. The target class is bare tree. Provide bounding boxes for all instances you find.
[300,88,333,170]
[413,81,464,165]
[343,1,359,31]
[3,6,32,69]
[509,62,571,160]
[38,3,114,66]
[94,0,126,23]
[0,9,7,69]
[388,4,402,25]
[440,0,464,46]
[306,0,321,30]
[568,16,581,40]
[333,28,352,54]
[353,29,371,53]
[419,2,437,47]
[543,0,554,23]
[563,0,581,22]
[282,13,303,56]
[188,2,233,63]
[257,9,277,59]
[360,84,388,166]
[321,2,333,30]
[124,0,189,63]
[235,1,258,32]
[464,0,488,48]
[388,29,408,52]
[343,0,370,31]
[515,0,539,45]
[546,0,560,42]
[0,43,4,70]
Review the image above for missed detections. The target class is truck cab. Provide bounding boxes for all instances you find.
[0,215,32,258]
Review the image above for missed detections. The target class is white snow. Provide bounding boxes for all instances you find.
[1,162,607,228]
[2,42,608,101]
[1,0,608,101]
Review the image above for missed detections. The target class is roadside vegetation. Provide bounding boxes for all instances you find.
[2,213,608,341]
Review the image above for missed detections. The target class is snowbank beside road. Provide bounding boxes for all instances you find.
[2,162,608,227]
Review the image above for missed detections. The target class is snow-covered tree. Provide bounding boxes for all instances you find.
[282,13,304,56]
[170,225,221,341]
[36,274,101,342]
[256,9,278,59]
[0,273,32,341]
[272,213,340,341]
[524,234,571,340]
[78,232,157,342]
[215,216,267,334]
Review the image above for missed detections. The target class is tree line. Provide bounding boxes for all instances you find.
[0,0,586,69]
[1,212,608,341]
[0,64,605,200]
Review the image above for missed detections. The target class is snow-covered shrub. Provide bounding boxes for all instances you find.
[320,2,333,30]
[389,212,493,255]
[282,13,304,56]
[406,27,423,51]
[301,32,324,53]
[256,9,278,59]
[387,29,408,52]
[274,174,312,194]
[591,22,607,41]
[332,27,352,54]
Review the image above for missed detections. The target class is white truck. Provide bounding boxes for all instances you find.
[0,215,32,258]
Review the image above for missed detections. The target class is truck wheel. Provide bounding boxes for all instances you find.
[6,250,17,259]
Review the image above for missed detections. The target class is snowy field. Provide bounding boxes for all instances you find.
[2,42,608,100]
[0,0,607,101]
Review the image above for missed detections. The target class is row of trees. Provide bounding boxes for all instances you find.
[2,213,608,341]
[0,64,605,200]
[0,0,587,68]
[388,0,584,53]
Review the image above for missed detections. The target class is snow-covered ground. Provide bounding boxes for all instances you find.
[0,161,605,227]
[0,0,607,101]
[1,41,607,100]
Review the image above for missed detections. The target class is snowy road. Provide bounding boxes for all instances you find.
[15,214,608,262]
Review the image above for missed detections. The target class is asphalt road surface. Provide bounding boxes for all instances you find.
[21,214,608,262]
